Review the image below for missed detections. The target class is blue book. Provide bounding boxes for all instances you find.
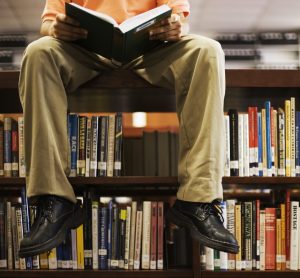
[265,101,272,176]
[99,205,108,269]
[56,244,63,269]
[107,201,113,269]
[20,187,33,269]
[258,112,263,176]
[296,111,300,176]
[68,114,78,177]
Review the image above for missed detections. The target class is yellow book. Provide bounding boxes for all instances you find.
[235,204,242,270]
[285,100,291,176]
[290,97,295,176]
[262,109,267,176]
[276,217,282,270]
[76,224,85,270]
[280,204,286,270]
[48,248,58,270]
[273,109,278,176]
[39,253,49,269]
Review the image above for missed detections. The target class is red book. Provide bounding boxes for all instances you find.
[285,190,291,269]
[265,207,276,270]
[157,202,164,270]
[248,107,258,176]
[150,202,157,269]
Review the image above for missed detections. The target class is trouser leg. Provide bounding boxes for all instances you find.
[132,34,226,202]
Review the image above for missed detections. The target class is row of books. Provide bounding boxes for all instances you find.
[201,194,300,271]
[0,189,172,270]
[224,97,300,177]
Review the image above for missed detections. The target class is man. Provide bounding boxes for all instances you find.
[19,0,239,257]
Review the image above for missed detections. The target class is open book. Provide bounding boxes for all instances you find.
[65,3,172,65]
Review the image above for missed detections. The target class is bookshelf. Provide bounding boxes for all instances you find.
[1,69,300,277]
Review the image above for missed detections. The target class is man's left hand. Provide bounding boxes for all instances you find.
[149,14,186,42]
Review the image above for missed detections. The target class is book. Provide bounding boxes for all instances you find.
[6,202,13,269]
[77,116,87,176]
[228,109,239,176]
[150,202,158,270]
[0,119,3,176]
[92,201,99,269]
[114,113,123,176]
[0,202,6,269]
[76,224,85,270]
[124,205,131,270]
[99,205,108,269]
[4,117,12,177]
[97,116,108,177]
[83,190,92,269]
[18,117,25,177]
[134,207,143,270]
[157,202,164,270]
[290,201,299,270]
[85,116,91,177]
[259,210,266,270]
[141,201,151,269]
[68,114,78,177]
[265,207,276,270]
[89,116,98,177]
[11,119,18,177]
[65,3,172,65]
[128,201,137,270]
[107,115,116,177]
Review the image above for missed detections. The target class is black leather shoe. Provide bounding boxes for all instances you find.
[166,199,239,254]
[19,195,83,258]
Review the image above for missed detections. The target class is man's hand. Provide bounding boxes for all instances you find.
[46,14,87,41]
[149,13,188,42]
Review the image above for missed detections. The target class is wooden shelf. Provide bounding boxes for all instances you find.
[201,270,300,278]
[0,269,193,278]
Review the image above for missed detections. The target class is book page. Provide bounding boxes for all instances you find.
[70,3,118,27]
[118,5,171,33]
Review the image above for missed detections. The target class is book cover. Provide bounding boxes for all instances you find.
[244,201,252,270]
[118,208,127,269]
[277,108,286,176]
[285,100,291,177]
[11,119,18,177]
[85,116,91,177]
[280,203,286,270]
[10,206,19,269]
[6,202,13,269]
[114,112,123,176]
[259,210,265,270]
[219,201,228,270]
[235,203,242,270]
[258,112,263,176]
[205,247,214,270]
[150,202,158,270]
[15,206,26,270]
[265,102,272,176]
[286,190,291,268]
[77,115,87,177]
[262,109,267,176]
[255,199,260,270]
[251,200,257,269]
[133,208,143,270]
[128,201,137,270]
[265,207,276,270]
[296,111,300,176]
[141,201,151,269]
[4,117,12,177]
[107,114,116,177]
[0,202,6,269]
[111,203,119,269]
[228,109,239,176]
[290,97,296,176]
[157,201,164,269]
[276,208,282,270]
[243,114,250,176]
[18,117,26,178]
[99,205,108,269]
[224,115,231,177]
[68,114,78,177]
[76,224,85,270]
[124,205,131,270]
[143,131,157,176]
[157,131,171,176]
[71,229,78,270]
[238,114,244,176]
[97,116,108,177]
[248,107,258,176]
[65,3,172,65]
[226,199,236,269]
[170,132,179,177]
[83,190,92,269]
[0,119,3,176]
[48,248,58,270]
[92,201,99,269]
[290,201,299,270]
[89,116,98,177]
[271,108,277,176]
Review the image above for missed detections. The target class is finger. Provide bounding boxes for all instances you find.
[150,24,181,36]
[151,30,181,41]
[56,13,80,26]
[55,20,87,36]
[53,29,85,41]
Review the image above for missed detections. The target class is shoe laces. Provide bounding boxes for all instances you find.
[198,202,224,223]
[39,197,55,224]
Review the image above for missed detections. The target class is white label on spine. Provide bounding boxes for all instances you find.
[157,260,163,269]
[0,170,3,175]
[286,159,291,166]
[98,162,107,170]
[90,161,97,170]
[0,260,7,268]
[114,161,121,170]
[99,249,107,256]
[230,161,238,169]
[84,250,92,257]
[4,163,11,171]
[12,163,18,171]
[150,261,156,269]
[77,160,85,168]
[111,260,118,267]
[134,260,140,269]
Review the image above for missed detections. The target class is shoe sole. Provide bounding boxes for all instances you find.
[19,205,84,258]
[166,207,239,254]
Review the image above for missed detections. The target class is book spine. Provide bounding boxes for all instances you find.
[265,207,276,270]
[48,248,58,270]
[205,247,214,270]
[71,229,78,270]
[39,253,49,269]
[6,202,13,269]
[141,201,151,269]
[285,100,291,177]
[128,201,137,270]
[248,107,255,176]
[15,207,26,270]
[98,116,108,176]
[258,112,263,176]
[238,114,244,176]
[89,116,98,177]
[76,224,84,270]
[235,203,242,270]
[0,120,3,176]
[124,205,131,270]
[265,102,272,176]
[10,206,19,269]
[286,190,291,268]
[0,202,7,269]
[226,199,236,269]
[157,201,164,270]
[107,114,116,177]
[85,116,91,177]
[280,203,286,270]
[290,97,296,176]
[224,115,230,177]
[259,210,265,270]
[251,200,257,269]
[77,116,87,176]
[111,204,119,269]
[276,208,282,270]
[92,201,99,269]
[150,202,158,270]
[99,205,108,269]
[243,114,250,176]
[118,208,127,269]
[68,114,78,177]
[83,190,92,269]
[133,210,143,270]
[262,109,267,176]
[244,202,252,270]
[114,113,123,176]
[289,201,299,270]
[219,201,228,270]
[296,111,300,176]
[11,119,18,177]
[56,244,63,269]
[256,199,260,270]
[228,109,239,176]
[4,117,12,177]
[241,202,246,269]
[272,108,277,176]
[18,117,26,177]
[277,108,286,176]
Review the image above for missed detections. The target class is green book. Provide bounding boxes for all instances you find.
[65,3,172,65]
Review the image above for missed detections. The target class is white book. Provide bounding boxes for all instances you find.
[71,229,78,270]
[226,200,236,270]
[124,206,131,270]
[129,201,137,269]
[290,97,296,176]
[205,247,214,270]
[92,201,99,269]
[90,116,99,177]
[107,114,116,177]
[224,115,231,177]
[133,210,143,270]
[290,201,299,270]
[141,201,151,269]
[85,116,91,177]
[220,201,228,270]
[18,117,26,177]
[15,207,26,270]
[6,202,13,269]
[238,114,244,176]
[298,207,300,270]
[259,210,265,270]
[243,114,250,176]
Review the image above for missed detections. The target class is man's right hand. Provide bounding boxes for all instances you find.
[47,13,88,41]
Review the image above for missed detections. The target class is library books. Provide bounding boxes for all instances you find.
[65,3,172,65]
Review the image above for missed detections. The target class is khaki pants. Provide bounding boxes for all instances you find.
[19,34,225,203]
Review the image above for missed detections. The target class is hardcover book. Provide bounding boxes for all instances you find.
[65,3,172,65]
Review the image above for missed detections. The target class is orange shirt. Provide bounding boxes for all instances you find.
[42,0,190,24]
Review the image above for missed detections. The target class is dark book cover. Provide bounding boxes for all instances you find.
[107,201,113,269]
[89,116,99,177]
[114,113,123,176]
[3,117,12,177]
[173,226,192,268]
[150,202,157,269]
[143,131,157,176]
[83,189,92,269]
[157,131,170,177]
[244,201,252,270]
[251,200,257,269]
[169,132,178,177]
[77,116,87,177]
[111,204,119,269]
[11,119,18,177]
[228,109,239,176]
[122,137,133,176]
[0,120,3,176]
[68,114,78,177]
[99,205,108,269]
[118,208,126,269]
[132,138,144,176]
[97,116,108,177]
[65,3,172,65]
[240,201,245,269]
[56,244,63,269]
[0,202,7,269]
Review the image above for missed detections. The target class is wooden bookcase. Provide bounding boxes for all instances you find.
[1,69,300,278]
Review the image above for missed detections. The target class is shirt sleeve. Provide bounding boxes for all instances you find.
[41,0,68,22]
[157,0,190,17]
